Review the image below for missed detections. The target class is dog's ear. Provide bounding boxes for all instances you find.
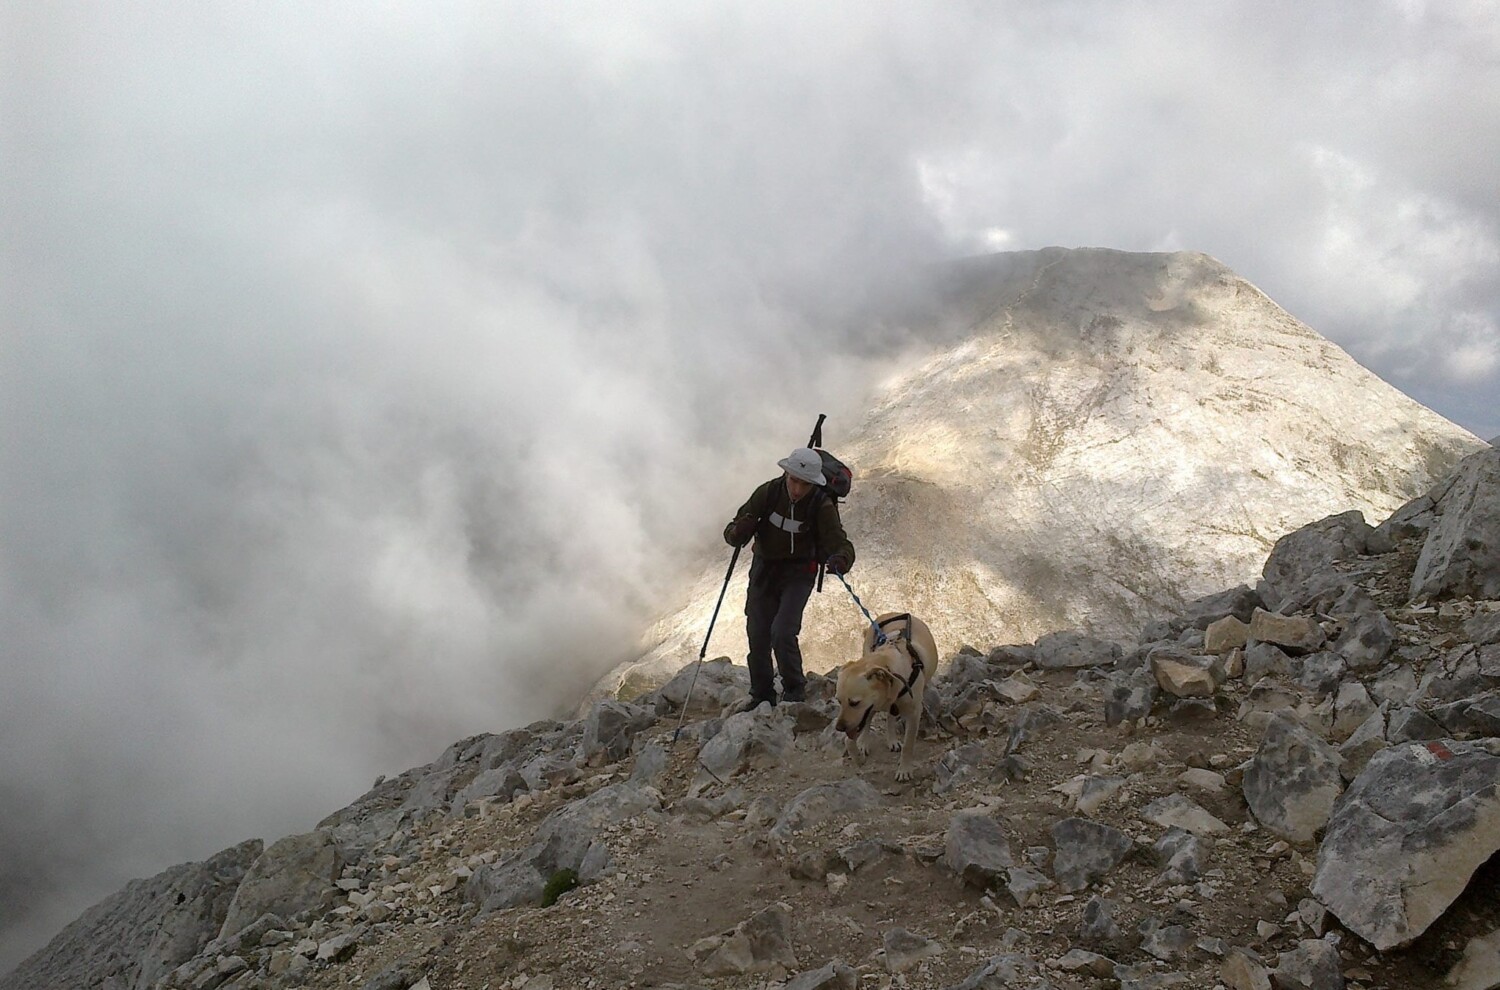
[870,667,898,688]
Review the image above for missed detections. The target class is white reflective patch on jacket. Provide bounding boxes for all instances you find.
[768,511,808,535]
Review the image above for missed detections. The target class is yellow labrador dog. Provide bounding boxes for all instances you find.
[834,612,937,781]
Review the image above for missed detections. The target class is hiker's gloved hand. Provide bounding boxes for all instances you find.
[826,553,851,575]
[726,514,758,547]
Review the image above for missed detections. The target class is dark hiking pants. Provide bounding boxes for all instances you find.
[745,555,817,703]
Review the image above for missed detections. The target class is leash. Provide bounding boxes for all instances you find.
[833,571,888,646]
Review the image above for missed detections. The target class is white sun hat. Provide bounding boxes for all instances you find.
[778,447,826,486]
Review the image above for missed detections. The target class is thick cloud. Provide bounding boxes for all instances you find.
[2,0,1496,968]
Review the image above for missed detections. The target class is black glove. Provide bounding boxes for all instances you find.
[825,553,850,575]
[726,514,758,547]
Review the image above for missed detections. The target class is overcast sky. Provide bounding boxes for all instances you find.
[3,0,1498,969]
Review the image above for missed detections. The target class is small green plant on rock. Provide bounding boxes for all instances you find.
[541,868,579,907]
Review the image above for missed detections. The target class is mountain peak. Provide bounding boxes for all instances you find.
[600,251,1483,699]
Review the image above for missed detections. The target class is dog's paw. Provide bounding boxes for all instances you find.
[856,738,871,758]
[895,766,914,782]
[888,739,904,753]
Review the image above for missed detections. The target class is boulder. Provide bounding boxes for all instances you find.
[1271,938,1344,990]
[580,699,655,766]
[882,928,944,973]
[1104,666,1159,726]
[1244,642,1292,686]
[1221,949,1273,990]
[1051,818,1134,892]
[1332,612,1396,671]
[769,779,882,846]
[1034,630,1122,669]
[1183,584,1265,629]
[1311,739,1500,950]
[1432,691,1500,737]
[1261,511,1372,610]
[786,961,859,990]
[1243,715,1343,844]
[1373,493,1437,545]
[1249,609,1327,655]
[945,810,1014,887]
[220,831,342,938]
[650,656,750,712]
[1141,794,1229,836]
[1153,827,1208,884]
[1331,681,1376,743]
[1205,616,1250,655]
[1337,704,1389,780]
[1150,648,1225,698]
[692,903,799,977]
[1387,706,1445,743]
[1446,928,1500,990]
[1291,653,1345,697]
[697,708,794,778]
[1411,448,1500,600]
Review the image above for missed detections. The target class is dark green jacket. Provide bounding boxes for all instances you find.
[725,478,856,567]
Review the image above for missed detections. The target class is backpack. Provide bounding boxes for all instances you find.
[807,414,852,502]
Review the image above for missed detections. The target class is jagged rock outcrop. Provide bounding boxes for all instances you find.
[0,839,261,990]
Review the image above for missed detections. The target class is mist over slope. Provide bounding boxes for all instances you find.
[597,248,1485,700]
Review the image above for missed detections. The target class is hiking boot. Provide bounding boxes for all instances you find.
[735,696,776,714]
[781,685,806,704]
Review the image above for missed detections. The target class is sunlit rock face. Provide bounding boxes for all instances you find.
[597,248,1484,701]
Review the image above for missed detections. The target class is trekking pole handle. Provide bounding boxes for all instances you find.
[808,413,826,449]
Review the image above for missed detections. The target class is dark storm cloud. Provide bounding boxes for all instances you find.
[2,0,1497,968]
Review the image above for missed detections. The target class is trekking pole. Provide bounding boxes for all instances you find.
[833,571,888,647]
[673,545,741,743]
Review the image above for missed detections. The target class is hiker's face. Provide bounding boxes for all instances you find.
[785,473,814,501]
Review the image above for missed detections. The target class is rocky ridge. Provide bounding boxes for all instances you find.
[5,447,1500,990]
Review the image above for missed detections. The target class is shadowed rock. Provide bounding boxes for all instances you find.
[1312,739,1500,950]
[1051,818,1134,892]
[1242,715,1343,845]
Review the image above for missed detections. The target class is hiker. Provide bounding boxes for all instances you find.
[724,447,856,709]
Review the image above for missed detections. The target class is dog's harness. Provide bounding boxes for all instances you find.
[876,613,925,702]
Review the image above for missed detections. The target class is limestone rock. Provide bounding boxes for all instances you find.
[1261,511,1372,611]
[1243,715,1343,844]
[1222,948,1272,990]
[1249,609,1327,655]
[882,928,943,973]
[1333,611,1396,671]
[770,779,882,846]
[580,699,655,766]
[786,960,859,990]
[945,810,1014,887]
[1206,615,1250,655]
[1337,704,1389,780]
[1150,648,1225,698]
[220,831,342,939]
[1051,818,1134,892]
[1446,928,1500,990]
[1312,739,1500,950]
[1331,681,1375,743]
[1183,584,1266,629]
[1270,938,1343,990]
[1104,666,1160,726]
[1244,642,1292,686]
[1142,794,1229,836]
[0,839,262,990]
[1034,630,1122,669]
[697,708,794,778]
[1411,447,1500,600]
[693,903,799,977]
[1153,827,1208,884]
